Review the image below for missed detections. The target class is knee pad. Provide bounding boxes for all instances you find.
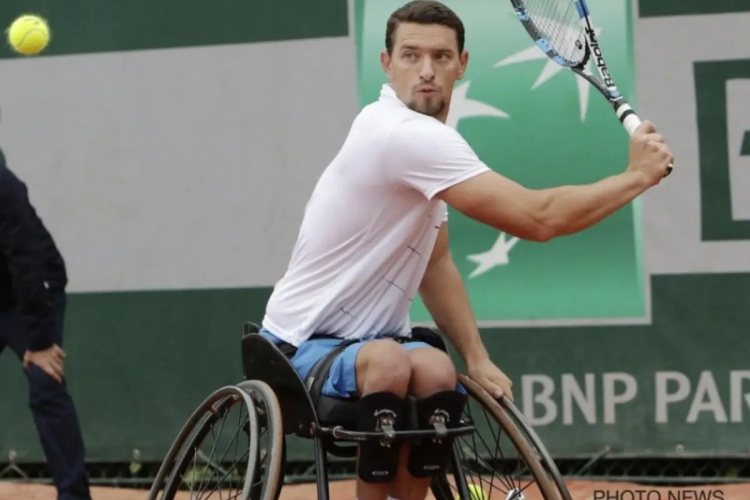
[407,390,467,478]
[355,391,406,484]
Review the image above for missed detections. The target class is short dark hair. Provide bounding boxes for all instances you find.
[385,1,465,55]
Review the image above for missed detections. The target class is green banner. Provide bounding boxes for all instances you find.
[3,274,749,462]
[355,0,645,324]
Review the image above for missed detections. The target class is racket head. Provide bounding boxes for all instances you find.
[509,0,590,70]
[510,0,619,101]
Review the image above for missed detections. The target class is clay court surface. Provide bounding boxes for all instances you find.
[1,479,747,499]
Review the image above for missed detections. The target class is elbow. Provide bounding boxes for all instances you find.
[520,220,555,242]
[498,220,554,243]
[527,194,557,242]
[529,223,555,242]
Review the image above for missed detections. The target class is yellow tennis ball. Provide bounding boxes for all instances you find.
[455,484,488,500]
[7,14,50,55]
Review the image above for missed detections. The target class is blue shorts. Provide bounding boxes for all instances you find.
[259,328,435,399]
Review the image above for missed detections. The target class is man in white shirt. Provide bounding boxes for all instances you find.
[259,2,673,499]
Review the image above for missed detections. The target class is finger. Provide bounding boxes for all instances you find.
[503,388,515,402]
[635,120,657,135]
[43,364,63,384]
[647,139,666,151]
[658,145,674,163]
[484,380,504,400]
[647,133,665,144]
[50,357,64,375]
[51,360,65,382]
[494,379,514,401]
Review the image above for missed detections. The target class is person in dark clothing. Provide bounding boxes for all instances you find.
[0,147,91,500]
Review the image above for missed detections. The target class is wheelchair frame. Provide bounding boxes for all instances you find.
[149,322,573,500]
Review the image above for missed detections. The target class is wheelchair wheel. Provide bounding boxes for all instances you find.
[431,375,571,500]
[236,380,286,500]
[147,380,284,500]
[500,397,573,500]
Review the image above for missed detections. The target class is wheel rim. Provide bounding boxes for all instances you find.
[151,385,259,499]
[431,375,561,500]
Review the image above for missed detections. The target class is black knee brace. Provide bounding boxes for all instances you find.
[407,390,467,478]
[355,391,406,483]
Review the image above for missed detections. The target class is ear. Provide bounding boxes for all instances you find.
[380,50,394,79]
[457,50,469,80]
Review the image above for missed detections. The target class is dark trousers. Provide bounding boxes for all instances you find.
[0,292,91,500]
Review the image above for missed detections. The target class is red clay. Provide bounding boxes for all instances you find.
[0,479,747,500]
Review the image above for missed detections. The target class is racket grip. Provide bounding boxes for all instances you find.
[622,114,641,136]
[622,114,673,178]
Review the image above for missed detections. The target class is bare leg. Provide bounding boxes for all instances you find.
[389,347,457,500]
[354,340,412,500]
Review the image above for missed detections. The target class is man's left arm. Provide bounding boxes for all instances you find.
[418,222,514,400]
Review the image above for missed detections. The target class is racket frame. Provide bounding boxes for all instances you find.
[509,0,672,175]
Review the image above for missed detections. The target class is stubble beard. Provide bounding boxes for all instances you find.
[407,94,446,118]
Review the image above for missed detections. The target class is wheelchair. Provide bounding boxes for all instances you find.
[148,323,573,500]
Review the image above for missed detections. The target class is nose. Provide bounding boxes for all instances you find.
[418,57,435,81]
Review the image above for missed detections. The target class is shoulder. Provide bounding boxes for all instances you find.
[392,114,463,142]
[0,162,30,214]
[386,115,477,164]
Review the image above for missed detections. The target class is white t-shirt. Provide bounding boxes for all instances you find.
[261,84,490,346]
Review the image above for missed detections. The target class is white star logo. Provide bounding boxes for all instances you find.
[466,232,520,278]
[493,27,603,122]
[446,80,510,129]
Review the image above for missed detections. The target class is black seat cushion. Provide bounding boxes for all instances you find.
[316,396,358,428]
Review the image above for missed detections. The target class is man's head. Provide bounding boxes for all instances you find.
[381,1,468,123]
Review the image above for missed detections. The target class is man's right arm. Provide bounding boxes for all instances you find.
[434,121,673,241]
[436,168,651,242]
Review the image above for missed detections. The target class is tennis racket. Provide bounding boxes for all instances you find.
[509,0,673,177]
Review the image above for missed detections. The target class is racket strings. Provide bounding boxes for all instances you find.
[522,0,587,65]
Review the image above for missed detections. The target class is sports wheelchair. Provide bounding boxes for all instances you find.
[148,323,572,500]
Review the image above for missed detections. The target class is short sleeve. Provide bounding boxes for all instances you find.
[386,117,491,200]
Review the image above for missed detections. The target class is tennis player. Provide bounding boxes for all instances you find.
[259,2,673,500]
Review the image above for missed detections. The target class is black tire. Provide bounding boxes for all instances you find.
[500,398,573,500]
[431,374,563,500]
[148,382,276,499]
[236,380,285,500]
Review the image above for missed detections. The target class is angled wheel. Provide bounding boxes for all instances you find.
[431,375,573,500]
[500,395,573,500]
[237,380,286,500]
[147,380,284,500]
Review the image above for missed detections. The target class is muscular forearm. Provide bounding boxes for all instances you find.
[543,170,650,238]
[418,253,489,366]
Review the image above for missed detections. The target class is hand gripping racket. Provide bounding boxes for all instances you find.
[509,0,673,177]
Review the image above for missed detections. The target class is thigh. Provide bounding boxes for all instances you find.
[289,337,348,382]
[405,343,467,395]
[406,343,454,369]
[328,338,414,399]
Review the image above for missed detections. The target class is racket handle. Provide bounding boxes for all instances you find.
[622,113,641,136]
[621,114,673,178]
